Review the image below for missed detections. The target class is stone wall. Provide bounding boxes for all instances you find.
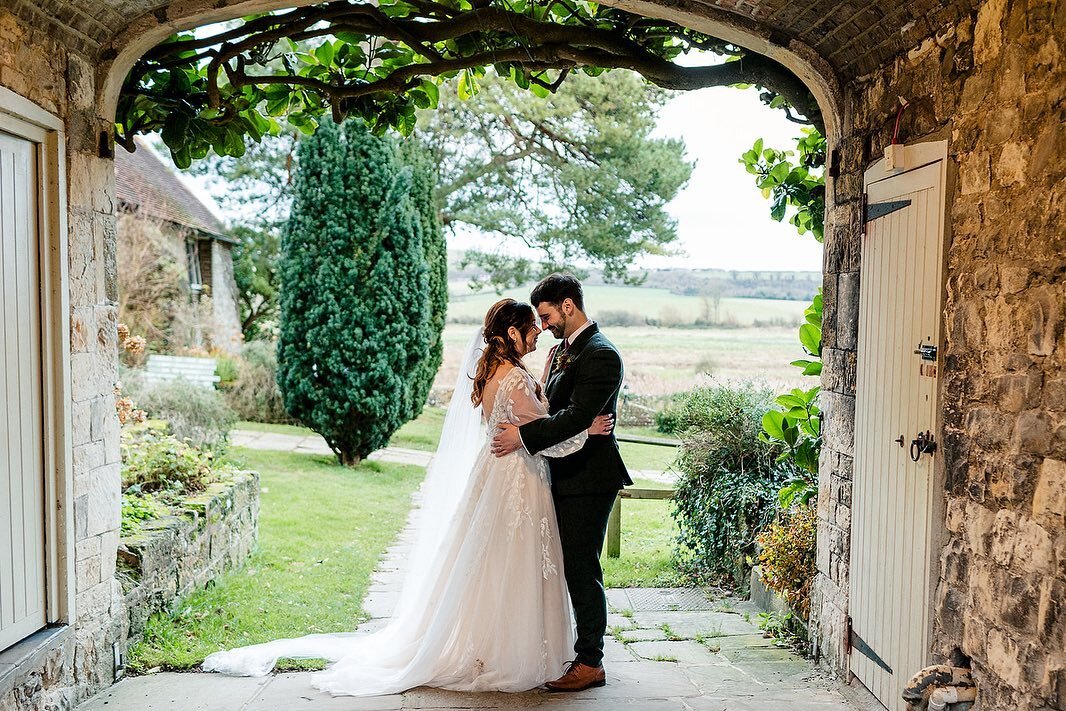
[810,1,1065,708]
[120,472,259,644]
[114,213,241,352]
[0,7,130,708]
[210,241,243,353]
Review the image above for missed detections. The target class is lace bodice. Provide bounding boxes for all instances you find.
[485,367,587,458]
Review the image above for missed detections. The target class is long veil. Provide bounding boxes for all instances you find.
[202,329,487,691]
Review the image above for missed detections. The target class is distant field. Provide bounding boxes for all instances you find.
[435,323,810,397]
[447,283,808,327]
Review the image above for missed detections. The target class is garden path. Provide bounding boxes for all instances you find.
[78,484,873,711]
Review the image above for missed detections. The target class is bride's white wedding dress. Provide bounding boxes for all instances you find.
[203,361,583,697]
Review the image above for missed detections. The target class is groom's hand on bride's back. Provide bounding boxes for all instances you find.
[491,423,523,457]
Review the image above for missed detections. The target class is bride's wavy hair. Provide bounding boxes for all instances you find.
[471,298,542,407]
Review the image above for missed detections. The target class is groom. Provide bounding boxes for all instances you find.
[492,273,632,691]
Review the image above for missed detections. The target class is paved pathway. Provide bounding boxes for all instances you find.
[78,473,872,711]
[230,429,434,467]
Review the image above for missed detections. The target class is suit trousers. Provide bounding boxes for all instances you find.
[552,490,619,668]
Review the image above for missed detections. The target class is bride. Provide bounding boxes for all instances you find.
[203,298,613,696]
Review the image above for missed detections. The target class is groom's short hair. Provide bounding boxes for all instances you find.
[531,273,584,312]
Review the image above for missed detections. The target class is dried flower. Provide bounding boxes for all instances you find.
[117,323,130,345]
[124,335,146,356]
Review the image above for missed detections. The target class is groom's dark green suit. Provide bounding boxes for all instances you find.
[519,323,632,668]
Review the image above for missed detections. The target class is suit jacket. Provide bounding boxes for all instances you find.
[520,323,633,496]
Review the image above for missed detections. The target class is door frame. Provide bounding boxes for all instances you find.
[0,86,74,630]
[852,139,952,699]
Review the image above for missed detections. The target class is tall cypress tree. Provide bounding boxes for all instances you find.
[277,120,432,466]
[399,140,448,420]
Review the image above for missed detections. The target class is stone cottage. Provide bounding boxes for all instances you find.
[115,137,242,353]
[0,0,1061,709]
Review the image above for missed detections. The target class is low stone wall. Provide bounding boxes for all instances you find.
[118,471,259,645]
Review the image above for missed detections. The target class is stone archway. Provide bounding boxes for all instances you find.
[4,0,1063,709]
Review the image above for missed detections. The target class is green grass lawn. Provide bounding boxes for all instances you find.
[127,448,425,672]
[387,406,446,451]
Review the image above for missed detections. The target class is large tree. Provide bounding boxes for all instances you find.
[276,119,436,465]
[421,69,691,288]
[116,0,823,168]
[194,69,691,291]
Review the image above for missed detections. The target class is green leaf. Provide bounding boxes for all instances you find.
[457,69,476,100]
[761,411,786,441]
[419,79,439,107]
[395,105,417,136]
[770,161,790,182]
[769,192,787,222]
[799,323,822,356]
[316,41,336,65]
[168,69,192,94]
[171,143,192,169]
[776,394,805,409]
[161,112,191,150]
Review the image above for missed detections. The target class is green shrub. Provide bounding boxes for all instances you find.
[654,393,687,434]
[121,421,215,497]
[756,504,817,620]
[670,383,789,586]
[134,379,236,450]
[222,340,295,424]
[214,353,240,387]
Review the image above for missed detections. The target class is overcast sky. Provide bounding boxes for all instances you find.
[647,85,824,272]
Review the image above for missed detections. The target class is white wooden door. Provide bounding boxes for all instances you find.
[0,128,47,650]
[849,153,946,710]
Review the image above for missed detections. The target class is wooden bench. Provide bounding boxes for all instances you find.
[143,354,220,389]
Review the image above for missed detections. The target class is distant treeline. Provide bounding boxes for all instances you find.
[619,269,820,302]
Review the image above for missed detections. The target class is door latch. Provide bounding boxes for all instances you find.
[910,431,937,462]
[914,343,938,361]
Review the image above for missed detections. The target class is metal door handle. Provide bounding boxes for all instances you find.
[894,435,904,447]
[909,431,937,461]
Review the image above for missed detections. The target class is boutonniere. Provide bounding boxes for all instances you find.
[553,346,574,373]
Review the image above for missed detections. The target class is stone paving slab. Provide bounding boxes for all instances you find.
[627,640,724,665]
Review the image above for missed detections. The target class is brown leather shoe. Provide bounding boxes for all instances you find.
[545,661,606,692]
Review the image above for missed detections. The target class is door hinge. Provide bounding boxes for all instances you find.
[846,616,893,675]
[866,198,912,222]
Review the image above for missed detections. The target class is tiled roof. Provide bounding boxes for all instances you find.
[114,137,234,243]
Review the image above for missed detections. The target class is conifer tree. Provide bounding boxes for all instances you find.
[277,120,433,466]
[399,140,448,420]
